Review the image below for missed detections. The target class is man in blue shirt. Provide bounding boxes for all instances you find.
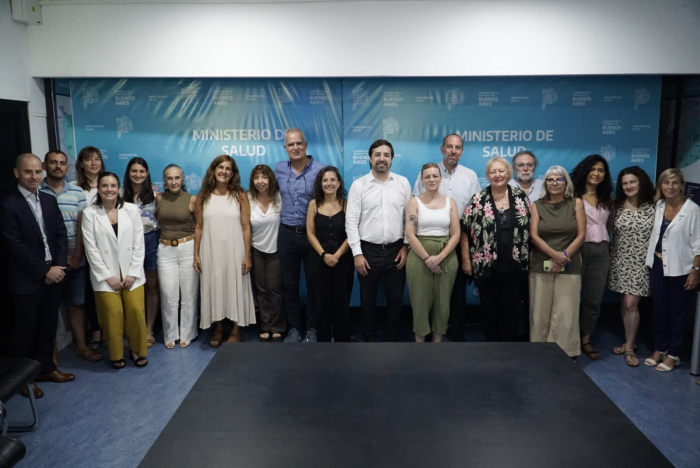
[40,150,102,363]
[274,128,326,342]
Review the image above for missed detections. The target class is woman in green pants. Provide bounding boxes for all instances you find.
[405,163,461,342]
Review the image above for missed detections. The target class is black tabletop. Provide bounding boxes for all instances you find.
[139,343,671,468]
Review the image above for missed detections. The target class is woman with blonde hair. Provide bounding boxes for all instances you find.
[644,168,700,371]
[405,163,461,342]
[156,164,199,349]
[194,155,256,346]
[461,157,530,342]
[529,166,586,357]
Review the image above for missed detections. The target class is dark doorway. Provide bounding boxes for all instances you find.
[0,98,31,357]
[0,98,31,197]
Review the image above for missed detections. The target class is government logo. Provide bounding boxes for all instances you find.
[600,144,616,162]
[116,116,133,139]
[541,88,558,110]
[635,88,650,110]
[82,86,99,110]
[382,117,399,138]
[446,88,464,111]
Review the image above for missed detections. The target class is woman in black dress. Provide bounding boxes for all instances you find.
[306,166,354,342]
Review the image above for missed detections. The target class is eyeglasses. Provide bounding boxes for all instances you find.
[515,163,535,169]
[545,177,566,185]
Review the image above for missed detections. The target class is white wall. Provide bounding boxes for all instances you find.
[1,0,49,155]
[0,0,30,100]
[27,0,700,78]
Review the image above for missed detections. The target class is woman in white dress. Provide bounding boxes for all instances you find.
[194,155,256,347]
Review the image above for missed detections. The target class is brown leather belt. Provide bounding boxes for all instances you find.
[160,235,194,247]
[654,252,663,260]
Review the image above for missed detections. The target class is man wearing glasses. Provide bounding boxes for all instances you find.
[509,150,544,205]
[274,128,326,342]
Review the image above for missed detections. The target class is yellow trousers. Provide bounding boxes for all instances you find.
[94,285,147,361]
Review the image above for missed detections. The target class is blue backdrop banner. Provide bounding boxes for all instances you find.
[70,78,344,193]
[343,76,660,187]
[67,76,661,307]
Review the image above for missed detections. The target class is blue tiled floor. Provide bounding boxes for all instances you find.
[5,324,699,468]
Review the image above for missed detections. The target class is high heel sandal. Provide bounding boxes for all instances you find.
[655,355,680,372]
[644,351,668,367]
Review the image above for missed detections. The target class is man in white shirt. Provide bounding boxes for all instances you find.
[509,150,544,205]
[412,134,480,341]
[346,139,411,341]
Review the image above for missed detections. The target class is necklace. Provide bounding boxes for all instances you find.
[586,189,597,194]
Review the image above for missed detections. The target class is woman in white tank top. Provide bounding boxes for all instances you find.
[405,163,462,342]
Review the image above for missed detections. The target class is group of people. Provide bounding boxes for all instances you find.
[2,130,698,398]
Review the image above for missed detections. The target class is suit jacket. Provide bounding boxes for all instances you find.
[0,187,68,295]
[81,202,145,292]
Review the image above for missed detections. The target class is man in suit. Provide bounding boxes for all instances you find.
[0,154,76,399]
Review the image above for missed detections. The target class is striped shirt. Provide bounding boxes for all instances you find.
[40,179,87,257]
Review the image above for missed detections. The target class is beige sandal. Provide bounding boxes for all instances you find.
[147,333,156,348]
[165,342,176,349]
[624,350,639,367]
[180,340,191,348]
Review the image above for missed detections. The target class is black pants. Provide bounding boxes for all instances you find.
[309,251,354,342]
[12,281,64,375]
[358,241,405,342]
[448,242,468,340]
[650,257,692,356]
[277,224,316,331]
[478,271,522,342]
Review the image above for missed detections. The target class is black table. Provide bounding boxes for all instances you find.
[139,343,671,468]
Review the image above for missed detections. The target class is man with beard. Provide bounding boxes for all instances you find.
[40,150,102,363]
[412,134,480,341]
[346,139,411,341]
[509,150,544,205]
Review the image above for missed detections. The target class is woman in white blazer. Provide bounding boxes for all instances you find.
[82,172,148,369]
[644,168,700,372]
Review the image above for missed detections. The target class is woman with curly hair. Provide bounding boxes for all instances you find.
[194,155,255,346]
[306,166,354,342]
[569,154,613,360]
[608,166,655,367]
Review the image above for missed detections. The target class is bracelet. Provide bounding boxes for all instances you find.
[563,250,569,258]
[423,255,430,261]
[321,252,328,258]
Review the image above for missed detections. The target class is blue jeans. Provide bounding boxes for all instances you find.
[277,224,316,331]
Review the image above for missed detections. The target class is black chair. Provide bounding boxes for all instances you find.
[0,358,41,434]
[0,431,25,468]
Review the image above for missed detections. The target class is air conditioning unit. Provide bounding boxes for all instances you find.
[11,0,42,25]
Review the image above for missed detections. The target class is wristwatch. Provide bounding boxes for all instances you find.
[321,252,328,259]
[693,266,700,272]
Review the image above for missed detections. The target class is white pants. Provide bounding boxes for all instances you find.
[157,241,200,344]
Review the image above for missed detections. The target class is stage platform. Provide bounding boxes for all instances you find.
[138,343,672,467]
